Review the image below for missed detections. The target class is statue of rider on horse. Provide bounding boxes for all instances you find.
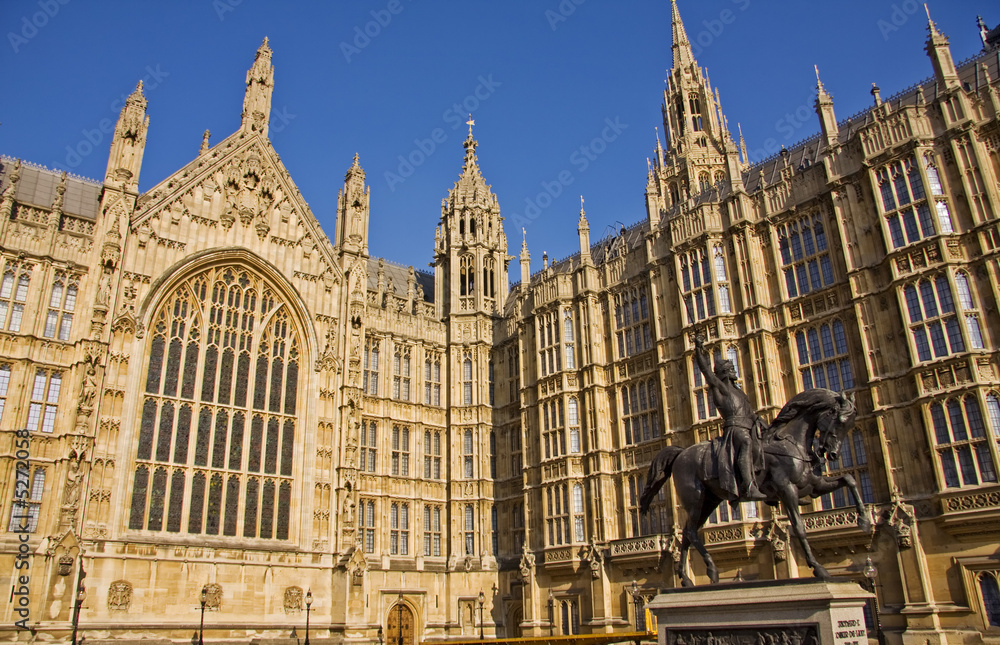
[640,332,871,586]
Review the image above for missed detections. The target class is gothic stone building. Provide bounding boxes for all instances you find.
[2,4,1000,644]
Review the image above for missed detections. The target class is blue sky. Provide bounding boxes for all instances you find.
[0,1,992,276]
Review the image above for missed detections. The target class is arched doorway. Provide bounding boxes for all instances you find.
[506,605,523,638]
[387,602,415,645]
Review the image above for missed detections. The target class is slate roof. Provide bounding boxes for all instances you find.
[0,157,103,220]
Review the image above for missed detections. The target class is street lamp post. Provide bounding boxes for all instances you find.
[547,590,554,637]
[304,590,313,645]
[478,591,485,640]
[630,581,644,633]
[199,588,207,645]
[71,579,86,645]
[397,593,404,645]
[863,557,886,645]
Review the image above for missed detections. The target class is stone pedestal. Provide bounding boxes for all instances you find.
[647,578,872,645]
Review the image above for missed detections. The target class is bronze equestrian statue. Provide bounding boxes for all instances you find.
[640,335,870,586]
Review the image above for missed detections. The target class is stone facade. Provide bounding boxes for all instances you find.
[2,5,1000,644]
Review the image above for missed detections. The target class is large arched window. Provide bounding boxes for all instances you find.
[129,265,301,540]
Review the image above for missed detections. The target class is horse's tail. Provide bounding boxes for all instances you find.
[639,445,683,514]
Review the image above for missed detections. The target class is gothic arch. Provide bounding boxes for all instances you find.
[121,249,316,543]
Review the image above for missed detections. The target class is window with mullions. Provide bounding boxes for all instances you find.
[564,311,576,369]
[361,421,377,472]
[546,484,570,545]
[463,429,474,478]
[955,272,985,350]
[424,353,441,406]
[423,504,442,556]
[976,571,1000,627]
[463,353,473,404]
[929,395,998,489]
[391,425,410,476]
[560,599,581,636]
[128,265,299,540]
[622,380,659,444]
[27,371,61,433]
[692,349,723,422]
[819,429,874,509]
[542,398,565,459]
[512,503,525,554]
[537,310,562,377]
[877,157,954,250]
[777,213,834,298]
[614,286,652,357]
[0,364,9,421]
[363,338,380,396]
[360,499,376,553]
[714,245,732,314]
[903,276,964,362]
[628,474,669,536]
[389,502,409,555]
[393,347,411,401]
[424,430,441,479]
[707,499,760,525]
[7,466,44,533]
[43,272,78,341]
[568,397,581,453]
[464,504,475,555]
[0,261,31,333]
[795,320,855,391]
[572,483,585,543]
[680,248,717,323]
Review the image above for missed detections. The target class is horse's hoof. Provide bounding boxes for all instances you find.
[859,519,872,534]
[813,566,833,581]
[680,576,695,588]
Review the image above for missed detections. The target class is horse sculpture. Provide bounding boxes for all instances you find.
[639,388,871,586]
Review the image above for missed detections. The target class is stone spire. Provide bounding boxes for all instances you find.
[814,65,838,149]
[924,5,960,91]
[670,0,695,71]
[104,80,148,191]
[578,196,592,264]
[242,37,275,136]
[520,228,531,285]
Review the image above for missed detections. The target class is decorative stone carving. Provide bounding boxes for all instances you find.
[202,583,222,610]
[283,586,303,613]
[518,546,535,581]
[767,519,788,562]
[57,555,74,576]
[108,580,132,613]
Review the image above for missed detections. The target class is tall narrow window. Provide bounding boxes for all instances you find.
[680,248,716,323]
[714,245,732,314]
[129,266,300,540]
[360,499,376,553]
[424,353,441,406]
[463,354,473,405]
[954,272,984,349]
[363,339,380,396]
[44,272,78,340]
[391,425,410,477]
[8,466,44,533]
[361,420,378,473]
[26,371,61,433]
[622,380,660,444]
[572,483,585,542]
[0,364,10,422]
[464,504,475,555]
[977,572,1000,627]
[424,505,442,556]
[564,310,576,369]
[393,347,411,401]
[0,261,31,333]
[389,502,410,555]
[568,397,581,453]
[464,429,474,478]
[614,286,652,357]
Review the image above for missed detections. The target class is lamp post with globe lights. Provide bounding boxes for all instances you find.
[304,590,313,645]
[863,557,885,645]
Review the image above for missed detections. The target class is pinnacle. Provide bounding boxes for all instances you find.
[670,0,695,70]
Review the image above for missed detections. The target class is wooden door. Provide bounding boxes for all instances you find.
[386,602,415,645]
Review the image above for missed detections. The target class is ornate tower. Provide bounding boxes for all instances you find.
[650,0,743,218]
[433,120,509,318]
[104,81,148,192]
[334,154,371,258]
[242,37,274,136]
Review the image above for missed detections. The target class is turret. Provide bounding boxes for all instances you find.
[925,7,960,91]
[104,81,148,192]
[814,66,839,149]
[242,38,274,135]
[519,229,530,285]
[334,154,371,257]
[578,197,592,264]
